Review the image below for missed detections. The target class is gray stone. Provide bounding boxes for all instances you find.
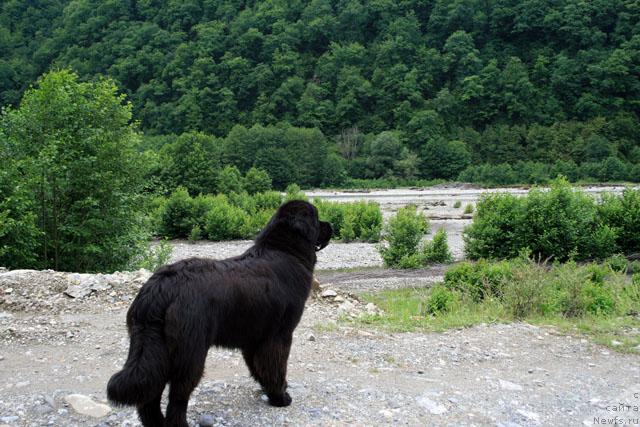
[416,394,447,415]
[320,289,337,298]
[199,413,215,427]
[64,394,111,418]
[499,379,523,391]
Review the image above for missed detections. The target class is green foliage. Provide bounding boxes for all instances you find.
[444,260,513,302]
[444,260,629,319]
[216,166,244,195]
[379,205,429,268]
[463,179,636,261]
[453,201,462,209]
[1,70,148,272]
[463,203,474,214]
[188,225,202,243]
[133,240,173,272]
[315,199,382,242]
[425,286,457,315]
[423,228,453,263]
[244,167,272,195]
[204,195,248,240]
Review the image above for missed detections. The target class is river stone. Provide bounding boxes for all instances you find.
[64,394,111,418]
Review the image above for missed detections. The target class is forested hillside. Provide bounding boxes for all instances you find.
[2,0,640,185]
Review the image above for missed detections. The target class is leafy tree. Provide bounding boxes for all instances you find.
[1,70,147,272]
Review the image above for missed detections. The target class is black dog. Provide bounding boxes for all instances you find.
[107,200,332,427]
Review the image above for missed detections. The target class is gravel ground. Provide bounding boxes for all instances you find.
[1,268,640,427]
[2,186,640,426]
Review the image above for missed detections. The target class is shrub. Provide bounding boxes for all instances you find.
[580,282,616,315]
[244,167,272,194]
[254,191,284,211]
[425,286,456,315]
[315,199,383,242]
[189,225,202,243]
[284,183,307,201]
[453,201,461,209]
[379,205,429,268]
[217,165,245,194]
[463,203,474,214]
[423,228,453,263]
[204,195,248,240]
[341,201,383,242]
[463,193,526,259]
[444,260,513,302]
[599,189,640,254]
[463,178,633,261]
[132,239,173,272]
[160,187,198,238]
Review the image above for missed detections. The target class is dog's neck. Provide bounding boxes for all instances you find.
[255,224,317,270]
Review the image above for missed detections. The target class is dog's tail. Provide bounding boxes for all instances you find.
[107,322,170,406]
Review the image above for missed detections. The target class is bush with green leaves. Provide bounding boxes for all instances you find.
[379,205,430,268]
[204,195,249,240]
[244,167,272,194]
[443,259,630,319]
[423,228,453,263]
[217,165,245,194]
[1,70,148,272]
[340,201,383,242]
[425,286,457,315]
[464,178,631,261]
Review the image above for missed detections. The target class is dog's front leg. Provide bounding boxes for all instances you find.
[251,335,293,407]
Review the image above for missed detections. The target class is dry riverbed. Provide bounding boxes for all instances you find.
[1,265,639,427]
[1,185,639,426]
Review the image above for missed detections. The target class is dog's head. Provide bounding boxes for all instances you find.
[258,200,333,255]
[276,200,333,252]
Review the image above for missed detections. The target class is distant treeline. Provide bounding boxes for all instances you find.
[2,0,639,187]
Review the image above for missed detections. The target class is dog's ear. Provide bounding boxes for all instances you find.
[281,201,317,241]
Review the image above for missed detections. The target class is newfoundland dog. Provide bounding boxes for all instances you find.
[107,200,332,427]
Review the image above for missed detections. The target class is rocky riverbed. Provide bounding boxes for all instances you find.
[1,265,639,427]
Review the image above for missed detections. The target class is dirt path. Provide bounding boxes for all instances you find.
[1,274,639,427]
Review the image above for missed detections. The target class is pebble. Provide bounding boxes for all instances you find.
[416,395,447,415]
[199,413,214,427]
[308,333,316,342]
[499,379,523,391]
[320,289,337,298]
[64,394,111,418]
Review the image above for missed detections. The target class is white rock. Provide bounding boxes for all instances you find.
[365,303,377,313]
[416,395,447,415]
[611,340,622,346]
[320,289,337,298]
[517,409,540,421]
[499,379,523,391]
[64,394,111,418]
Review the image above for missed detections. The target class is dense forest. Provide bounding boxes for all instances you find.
[2,0,640,187]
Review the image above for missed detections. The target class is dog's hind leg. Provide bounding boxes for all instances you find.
[165,342,208,427]
[252,335,293,407]
[137,391,165,427]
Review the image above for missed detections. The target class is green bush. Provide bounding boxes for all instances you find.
[133,239,173,272]
[204,195,248,240]
[244,167,272,194]
[217,165,245,194]
[425,286,456,315]
[463,203,474,214]
[341,201,383,242]
[599,189,640,255]
[463,178,637,261]
[463,193,526,259]
[423,228,453,263]
[453,201,461,209]
[189,225,202,242]
[160,187,198,238]
[444,260,513,302]
[315,199,383,242]
[379,205,429,268]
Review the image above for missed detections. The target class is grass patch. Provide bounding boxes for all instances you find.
[352,259,640,352]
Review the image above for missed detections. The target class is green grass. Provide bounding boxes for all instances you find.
[348,260,640,353]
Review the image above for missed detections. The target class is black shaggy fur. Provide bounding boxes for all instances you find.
[107,200,332,427]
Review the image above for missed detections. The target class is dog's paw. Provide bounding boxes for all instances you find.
[268,391,292,407]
